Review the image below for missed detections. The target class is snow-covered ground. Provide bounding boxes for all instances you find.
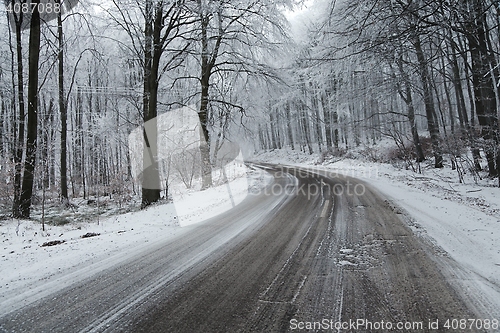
[253,145,500,316]
[0,166,273,313]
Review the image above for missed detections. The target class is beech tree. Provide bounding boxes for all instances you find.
[108,0,193,207]
[192,0,291,188]
[18,0,41,218]
[55,0,68,202]
[8,1,27,218]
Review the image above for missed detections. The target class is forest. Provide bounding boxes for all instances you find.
[0,0,499,222]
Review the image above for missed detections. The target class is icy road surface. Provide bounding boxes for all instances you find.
[0,164,493,332]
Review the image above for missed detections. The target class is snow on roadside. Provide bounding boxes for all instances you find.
[253,147,500,312]
[173,157,273,226]
[1,202,178,298]
[331,159,500,278]
[0,167,272,311]
[330,158,500,317]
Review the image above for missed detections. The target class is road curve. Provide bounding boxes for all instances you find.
[0,164,485,332]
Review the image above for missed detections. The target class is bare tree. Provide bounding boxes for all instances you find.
[19,0,41,218]
[8,1,27,218]
[192,0,291,188]
[108,0,193,207]
[55,0,69,202]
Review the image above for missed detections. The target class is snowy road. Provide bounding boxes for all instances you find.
[0,165,488,332]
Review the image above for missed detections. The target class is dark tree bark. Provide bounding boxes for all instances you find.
[413,34,443,168]
[141,0,161,207]
[11,7,26,218]
[139,0,190,206]
[285,102,294,150]
[321,93,332,149]
[258,124,265,150]
[0,100,3,157]
[269,111,277,150]
[19,0,41,218]
[197,1,220,189]
[275,108,282,149]
[448,37,469,132]
[56,0,68,201]
[41,98,55,189]
[312,92,323,152]
[74,87,86,197]
[265,123,272,150]
[396,58,425,163]
[465,0,499,176]
[457,35,483,171]
[300,102,313,155]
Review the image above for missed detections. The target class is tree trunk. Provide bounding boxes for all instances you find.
[333,111,339,149]
[466,0,499,176]
[439,54,455,136]
[285,102,294,150]
[199,72,212,189]
[458,35,483,171]
[269,111,277,149]
[0,99,4,157]
[258,124,265,150]
[413,34,443,168]
[12,9,26,218]
[313,95,323,152]
[275,108,282,149]
[57,1,68,201]
[321,93,332,149]
[300,102,313,155]
[265,124,272,150]
[19,1,41,218]
[198,9,213,189]
[449,39,469,132]
[141,0,161,207]
[396,58,425,163]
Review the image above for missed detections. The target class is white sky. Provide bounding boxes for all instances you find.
[284,0,320,42]
[283,0,316,20]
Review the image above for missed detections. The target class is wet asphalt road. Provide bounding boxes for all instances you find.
[0,164,487,332]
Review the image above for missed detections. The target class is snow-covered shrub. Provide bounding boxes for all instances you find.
[318,147,347,164]
[358,146,381,162]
